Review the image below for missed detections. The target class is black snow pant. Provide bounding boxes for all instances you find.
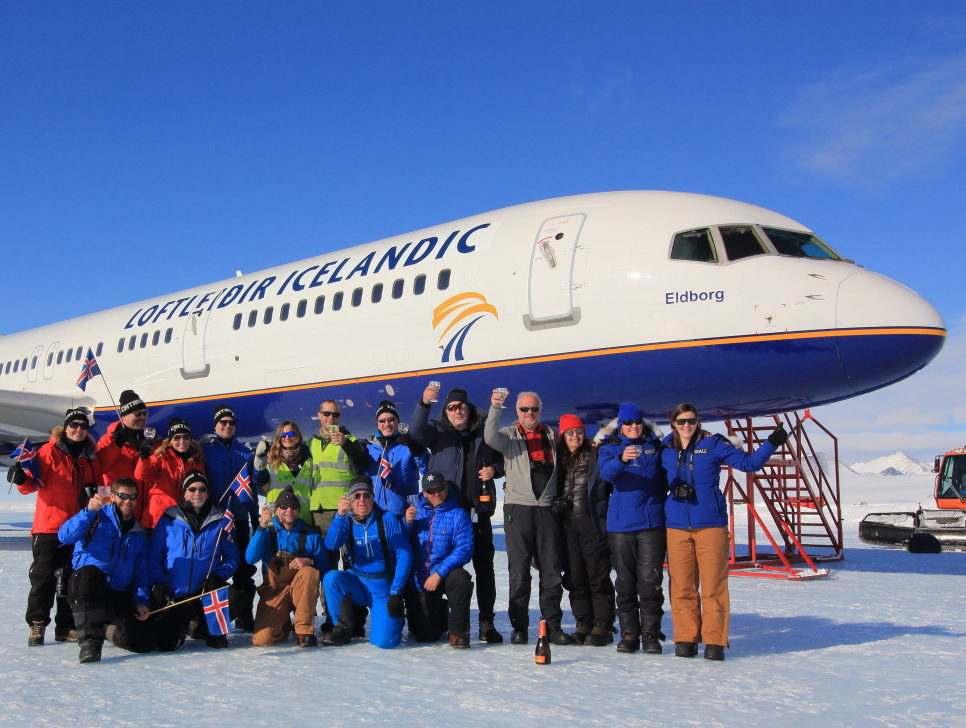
[153,582,239,651]
[608,527,667,639]
[504,503,564,631]
[231,520,258,618]
[561,514,615,623]
[405,567,474,641]
[69,565,155,653]
[25,532,75,631]
[472,516,497,622]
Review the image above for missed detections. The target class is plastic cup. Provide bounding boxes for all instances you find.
[97,485,112,504]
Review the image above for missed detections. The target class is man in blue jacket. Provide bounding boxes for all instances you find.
[201,404,259,632]
[247,488,328,647]
[321,477,413,649]
[148,471,239,651]
[58,478,153,663]
[403,472,474,647]
[365,400,426,517]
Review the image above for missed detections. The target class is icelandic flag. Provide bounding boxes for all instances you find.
[11,438,42,486]
[75,349,102,391]
[201,587,231,637]
[379,455,392,481]
[223,507,235,542]
[229,463,255,506]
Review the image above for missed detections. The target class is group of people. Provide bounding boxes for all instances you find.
[10,383,787,664]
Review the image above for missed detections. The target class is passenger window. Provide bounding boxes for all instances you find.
[13,360,19,373]
[761,226,842,260]
[117,338,125,353]
[413,274,426,295]
[280,303,290,321]
[152,331,160,346]
[76,346,83,360]
[351,288,363,307]
[22,358,27,370]
[314,296,325,315]
[248,310,258,328]
[670,228,717,263]
[333,292,344,311]
[56,351,63,365]
[371,283,383,303]
[31,356,38,370]
[719,226,767,261]
[47,352,53,366]
[233,313,242,331]
[96,343,103,357]
[264,307,274,325]
[164,329,172,344]
[392,279,404,299]
[140,333,148,348]
[437,269,451,290]
[297,299,307,318]
[5,361,10,373]
[66,349,73,363]
[128,336,136,351]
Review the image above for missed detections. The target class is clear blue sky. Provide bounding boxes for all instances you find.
[2,1,964,460]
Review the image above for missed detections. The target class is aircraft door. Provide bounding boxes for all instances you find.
[26,344,44,384]
[180,309,212,379]
[525,213,586,328]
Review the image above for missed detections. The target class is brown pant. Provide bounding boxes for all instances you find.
[252,559,321,646]
[666,526,730,647]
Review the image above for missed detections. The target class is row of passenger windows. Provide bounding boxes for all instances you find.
[231,270,450,331]
[670,225,842,264]
[0,342,105,377]
[117,327,174,353]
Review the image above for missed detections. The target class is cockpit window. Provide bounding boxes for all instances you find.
[761,226,842,260]
[939,454,966,500]
[670,228,717,263]
[719,226,767,261]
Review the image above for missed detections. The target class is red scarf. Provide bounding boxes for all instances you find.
[516,423,552,463]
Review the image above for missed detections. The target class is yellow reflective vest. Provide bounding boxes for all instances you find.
[306,431,359,510]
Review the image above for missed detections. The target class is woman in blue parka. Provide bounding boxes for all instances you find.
[661,403,786,662]
[597,402,668,655]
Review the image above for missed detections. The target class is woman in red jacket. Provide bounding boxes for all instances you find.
[135,419,205,529]
[9,408,101,646]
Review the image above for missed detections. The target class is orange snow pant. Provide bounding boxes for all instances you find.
[666,526,730,647]
[252,558,321,646]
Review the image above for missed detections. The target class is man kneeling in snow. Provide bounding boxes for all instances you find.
[247,487,328,647]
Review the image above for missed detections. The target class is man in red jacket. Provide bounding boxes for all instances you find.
[95,390,149,522]
[9,408,101,646]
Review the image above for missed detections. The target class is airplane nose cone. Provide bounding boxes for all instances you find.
[836,270,946,395]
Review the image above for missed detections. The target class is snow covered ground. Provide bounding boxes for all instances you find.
[1,471,964,728]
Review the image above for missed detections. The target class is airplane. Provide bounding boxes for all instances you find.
[0,190,946,444]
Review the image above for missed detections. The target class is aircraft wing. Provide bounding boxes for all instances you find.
[0,388,98,443]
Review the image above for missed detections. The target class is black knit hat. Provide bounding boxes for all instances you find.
[213,405,236,426]
[167,418,191,439]
[275,487,300,510]
[181,469,207,493]
[118,390,146,416]
[347,476,373,498]
[375,400,399,421]
[64,407,90,429]
[444,388,469,406]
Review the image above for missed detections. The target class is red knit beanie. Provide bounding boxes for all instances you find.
[558,414,584,432]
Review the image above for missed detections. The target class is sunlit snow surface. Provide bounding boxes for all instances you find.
[1,471,964,727]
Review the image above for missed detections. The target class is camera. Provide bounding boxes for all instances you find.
[673,483,695,500]
[550,496,573,517]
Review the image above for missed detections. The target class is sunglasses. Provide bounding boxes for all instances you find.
[112,492,138,501]
[563,427,585,437]
[275,504,299,511]
[280,431,298,439]
[320,411,341,418]
[216,419,236,427]
[185,486,208,494]
[352,492,373,500]
[171,434,191,441]
[623,419,644,426]
[445,404,465,412]
[67,421,89,430]
[424,485,447,495]
[132,410,148,417]
[675,417,698,426]
[377,418,397,424]
[518,406,540,413]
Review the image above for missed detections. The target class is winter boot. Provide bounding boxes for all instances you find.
[479,615,504,644]
[54,627,77,642]
[28,622,45,647]
[449,633,471,649]
[234,590,256,632]
[615,612,640,653]
[205,635,229,649]
[73,602,108,660]
[78,641,102,664]
[322,627,352,646]
[297,633,319,648]
[546,620,575,645]
[570,616,593,644]
[704,644,725,661]
[352,606,369,638]
[641,633,663,654]
[586,620,616,647]
[323,596,355,646]
[675,641,698,658]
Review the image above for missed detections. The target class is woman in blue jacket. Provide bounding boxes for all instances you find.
[661,403,786,662]
[597,403,668,654]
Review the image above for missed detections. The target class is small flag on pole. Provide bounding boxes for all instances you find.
[76,349,102,391]
[229,463,254,505]
[201,587,231,637]
[379,455,392,483]
[223,507,235,541]
[11,438,42,486]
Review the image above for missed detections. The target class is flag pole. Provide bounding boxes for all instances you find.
[147,587,220,616]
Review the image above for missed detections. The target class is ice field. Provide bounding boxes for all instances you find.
[1,470,964,728]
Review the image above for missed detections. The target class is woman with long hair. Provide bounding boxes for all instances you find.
[661,403,786,661]
[135,418,205,529]
[253,420,313,525]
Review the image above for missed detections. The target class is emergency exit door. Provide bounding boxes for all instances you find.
[526,213,586,326]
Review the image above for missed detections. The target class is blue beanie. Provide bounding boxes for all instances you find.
[617,402,644,424]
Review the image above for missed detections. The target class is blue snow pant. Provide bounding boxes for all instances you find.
[323,570,403,649]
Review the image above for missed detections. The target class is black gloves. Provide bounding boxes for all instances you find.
[112,427,128,447]
[139,441,154,460]
[6,463,27,485]
[768,424,788,447]
[202,575,228,593]
[395,433,423,458]
[387,593,405,619]
[151,583,173,606]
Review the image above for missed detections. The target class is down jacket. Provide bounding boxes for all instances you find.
[405,485,473,591]
[135,443,205,529]
[18,429,100,534]
[661,433,777,529]
[58,503,150,605]
[598,430,668,532]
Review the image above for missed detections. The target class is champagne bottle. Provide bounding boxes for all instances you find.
[534,619,551,665]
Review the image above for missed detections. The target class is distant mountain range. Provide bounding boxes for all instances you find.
[850,452,933,476]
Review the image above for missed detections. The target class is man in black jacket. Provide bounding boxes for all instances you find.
[411,386,505,643]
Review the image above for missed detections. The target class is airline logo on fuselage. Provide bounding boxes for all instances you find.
[121,223,495,330]
[432,292,499,363]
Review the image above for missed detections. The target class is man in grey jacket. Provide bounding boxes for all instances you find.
[484,389,572,646]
